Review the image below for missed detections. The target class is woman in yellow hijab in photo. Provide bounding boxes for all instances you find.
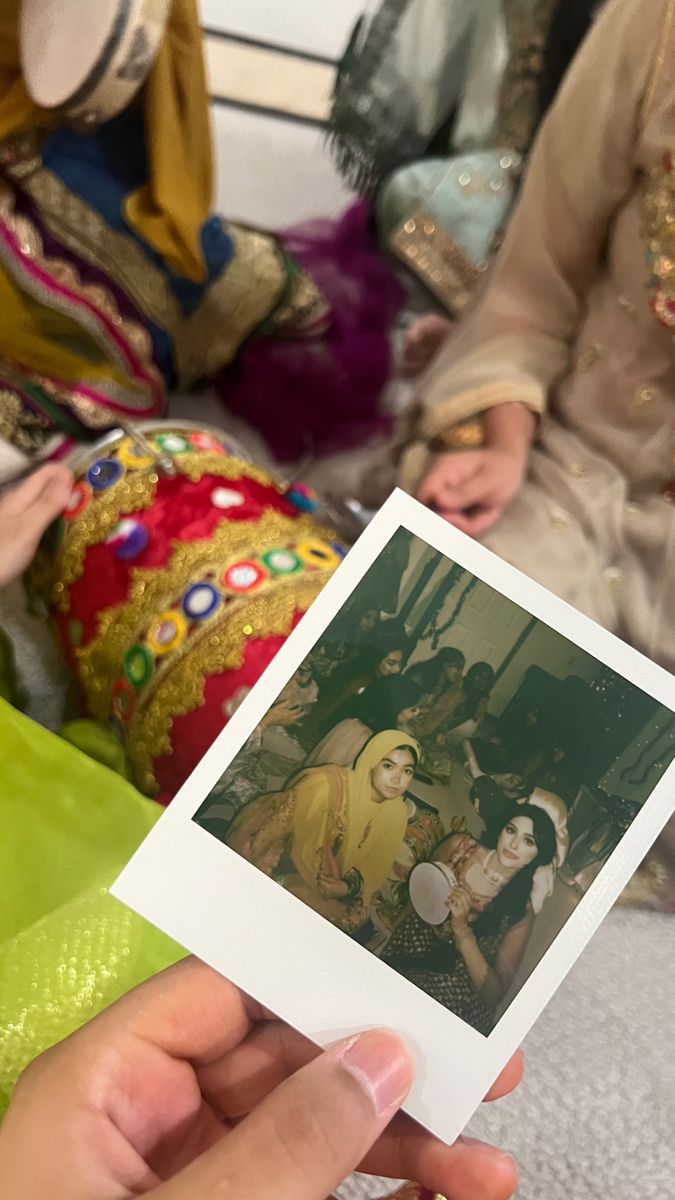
[226,730,421,934]
[0,0,328,475]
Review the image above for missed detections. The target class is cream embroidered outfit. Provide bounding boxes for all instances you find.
[400,0,675,671]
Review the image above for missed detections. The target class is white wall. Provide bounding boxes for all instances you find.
[200,1,362,225]
[200,0,365,57]
[492,623,600,715]
[211,107,354,227]
[397,544,604,716]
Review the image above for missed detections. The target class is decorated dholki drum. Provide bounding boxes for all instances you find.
[29,423,346,800]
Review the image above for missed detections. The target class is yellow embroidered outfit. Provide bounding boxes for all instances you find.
[226,730,419,932]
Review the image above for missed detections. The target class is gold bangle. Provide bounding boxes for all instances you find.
[430,418,486,452]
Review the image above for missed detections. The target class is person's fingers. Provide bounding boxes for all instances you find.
[484,1051,524,1101]
[0,464,76,586]
[360,1123,518,1200]
[436,468,494,513]
[438,505,503,537]
[198,1019,318,1117]
[200,1011,522,1119]
[5,463,73,517]
[78,959,256,1066]
[460,506,504,536]
[416,454,482,506]
[154,1029,414,1200]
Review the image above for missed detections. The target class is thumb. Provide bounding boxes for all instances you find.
[155,1029,413,1200]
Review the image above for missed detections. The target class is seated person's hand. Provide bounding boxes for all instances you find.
[0,958,521,1200]
[262,699,305,729]
[0,464,73,588]
[318,871,351,899]
[447,885,474,935]
[417,447,526,537]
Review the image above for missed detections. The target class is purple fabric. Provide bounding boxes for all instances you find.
[12,187,154,341]
[214,202,405,463]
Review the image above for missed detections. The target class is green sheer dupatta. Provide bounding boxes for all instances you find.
[329,0,509,194]
[0,699,184,1115]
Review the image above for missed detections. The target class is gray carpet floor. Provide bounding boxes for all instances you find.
[341,906,675,1199]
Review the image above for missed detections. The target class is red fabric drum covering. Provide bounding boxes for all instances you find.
[29,425,345,799]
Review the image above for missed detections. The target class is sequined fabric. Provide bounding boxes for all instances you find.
[0,698,183,1116]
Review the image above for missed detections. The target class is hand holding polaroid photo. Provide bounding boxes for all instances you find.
[113,491,675,1145]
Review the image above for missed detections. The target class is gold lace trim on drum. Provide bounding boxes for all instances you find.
[390,211,480,314]
[0,178,162,415]
[50,453,277,611]
[128,573,328,793]
[15,169,289,388]
[643,153,675,329]
[76,508,330,717]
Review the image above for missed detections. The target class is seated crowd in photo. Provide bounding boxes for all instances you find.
[195,569,616,1034]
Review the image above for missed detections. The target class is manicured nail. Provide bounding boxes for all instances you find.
[459,1135,515,1162]
[338,1029,413,1118]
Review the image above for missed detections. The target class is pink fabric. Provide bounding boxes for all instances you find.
[215,202,405,462]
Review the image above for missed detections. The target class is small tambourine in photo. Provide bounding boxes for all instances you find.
[21,0,171,127]
[408,861,458,925]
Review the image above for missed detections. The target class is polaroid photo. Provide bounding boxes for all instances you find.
[113,490,675,1145]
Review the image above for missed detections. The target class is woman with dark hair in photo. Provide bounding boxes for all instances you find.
[310,627,411,742]
[438,661,496,745]
[332,592,383,646]
[307,594,383,684]
[383,791,568,1034]
[413,660,495,748]
[405,646,466,705]
[228,731,421,934]
[463,737,528,838]
[304,674,425,769]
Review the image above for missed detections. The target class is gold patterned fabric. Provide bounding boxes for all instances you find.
[390,211,481,314]
[0,124,328,468]
[643,151,675,330]
[496,0,559,156]
[0,385,51,454]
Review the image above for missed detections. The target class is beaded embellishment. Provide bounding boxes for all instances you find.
[643,151,675,330]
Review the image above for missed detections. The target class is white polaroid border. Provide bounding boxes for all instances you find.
[113,491,675,1145]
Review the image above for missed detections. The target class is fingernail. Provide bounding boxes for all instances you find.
[338,1029,413,1119]
[459,1135,516,1163]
